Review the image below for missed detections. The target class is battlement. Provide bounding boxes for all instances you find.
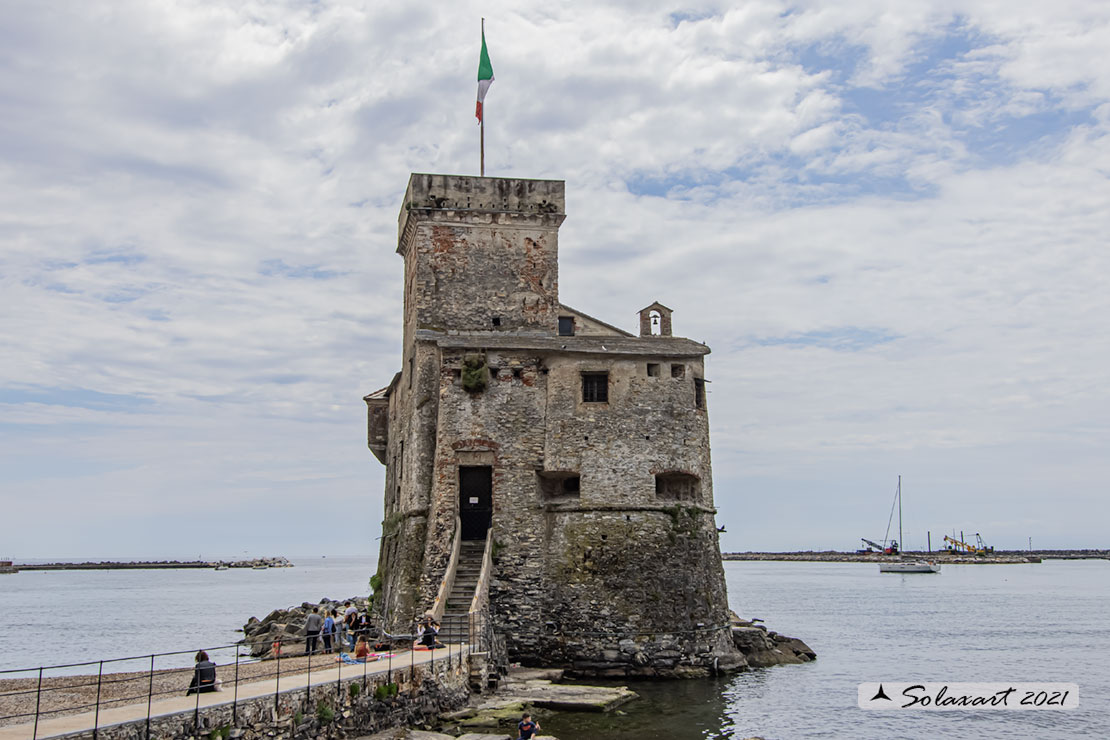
[398,174,565,254]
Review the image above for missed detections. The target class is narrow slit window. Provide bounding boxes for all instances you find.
[694,378,705,409]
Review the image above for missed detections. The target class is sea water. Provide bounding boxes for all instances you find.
[544,559,1110,739]
[2,558,1108,738]
[0,557,374,673]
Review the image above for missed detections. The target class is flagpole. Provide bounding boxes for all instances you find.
[480,18,485,177]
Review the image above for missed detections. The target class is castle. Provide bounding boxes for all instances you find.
[365,173,742,675]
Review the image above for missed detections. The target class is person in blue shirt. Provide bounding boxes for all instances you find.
[517,713,540,739]
[322,610,336,653]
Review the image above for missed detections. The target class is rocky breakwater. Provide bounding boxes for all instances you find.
[723,550,1042,564]
[729,612,816,668]
[241,596,369,658]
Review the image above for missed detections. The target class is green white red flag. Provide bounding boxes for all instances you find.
[476,28,494,123]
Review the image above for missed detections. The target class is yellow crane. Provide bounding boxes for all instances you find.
[943,533,993,556]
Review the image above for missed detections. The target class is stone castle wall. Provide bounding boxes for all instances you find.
[371,173,742,674]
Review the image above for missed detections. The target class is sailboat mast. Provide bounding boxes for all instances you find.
[898,475,903,551]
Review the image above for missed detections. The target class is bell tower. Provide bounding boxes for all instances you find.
[638,301,673,337]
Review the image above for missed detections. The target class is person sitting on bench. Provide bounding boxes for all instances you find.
[186,650,218,695]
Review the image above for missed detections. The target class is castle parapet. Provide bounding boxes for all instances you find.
[398,174,565,254]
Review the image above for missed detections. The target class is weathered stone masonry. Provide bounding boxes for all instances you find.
[366,173,743,676]
[53,658,468,740]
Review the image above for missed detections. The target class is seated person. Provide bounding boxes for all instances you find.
[186,650,217,695]
[354,635,372,660]
[518,713,541,740]
[414,614,445,649]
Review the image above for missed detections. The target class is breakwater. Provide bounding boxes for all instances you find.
[724,550,1048,564]
[722,549,1109,563]
[13,556,293,571]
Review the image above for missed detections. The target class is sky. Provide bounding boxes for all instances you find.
[2,1,1108,559]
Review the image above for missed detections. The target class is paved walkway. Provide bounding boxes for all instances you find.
[1,645,467,740]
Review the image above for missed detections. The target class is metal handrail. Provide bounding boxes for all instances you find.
[430,515,463,622]
[469,528,494,617]
[0,615,482,739]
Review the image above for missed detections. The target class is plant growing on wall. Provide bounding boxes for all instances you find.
[369,570,383,611]
[374,682,399,699]
[461,353,488,393]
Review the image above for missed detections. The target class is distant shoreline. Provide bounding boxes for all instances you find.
[8,557,293,572]
[6,550,1106,572]
[722,549,1109,563]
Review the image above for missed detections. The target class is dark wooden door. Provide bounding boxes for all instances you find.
[459,466,492,540]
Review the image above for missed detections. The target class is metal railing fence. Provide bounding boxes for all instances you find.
[0,613,479,740]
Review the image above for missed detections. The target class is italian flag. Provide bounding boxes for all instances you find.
[475,28,494,123]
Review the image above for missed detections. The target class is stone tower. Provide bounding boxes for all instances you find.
[365,173,741,676]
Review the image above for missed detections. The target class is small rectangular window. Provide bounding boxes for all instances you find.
[491,316,501,327]
[671,363,685,379]
[694,378,705,409]
[538,471,581,501]
[656,472,700,501]
[558,316,575,336]
[647,363,660,377]
[581,372,609,403]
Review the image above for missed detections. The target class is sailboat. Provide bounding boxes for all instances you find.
[878,476,941,574]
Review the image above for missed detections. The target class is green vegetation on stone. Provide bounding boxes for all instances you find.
[374,682,399,699]
[461,353,488,393]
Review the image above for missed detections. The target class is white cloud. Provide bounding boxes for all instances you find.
[1,0,1109,556]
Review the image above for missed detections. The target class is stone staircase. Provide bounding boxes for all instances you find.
[442,539,485,635]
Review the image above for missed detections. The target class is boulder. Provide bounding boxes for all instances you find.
[727,610,816,668]
[356,730,458,740]
[484,680,637,713]
[730,626,816,667]
[240,595,371,658]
